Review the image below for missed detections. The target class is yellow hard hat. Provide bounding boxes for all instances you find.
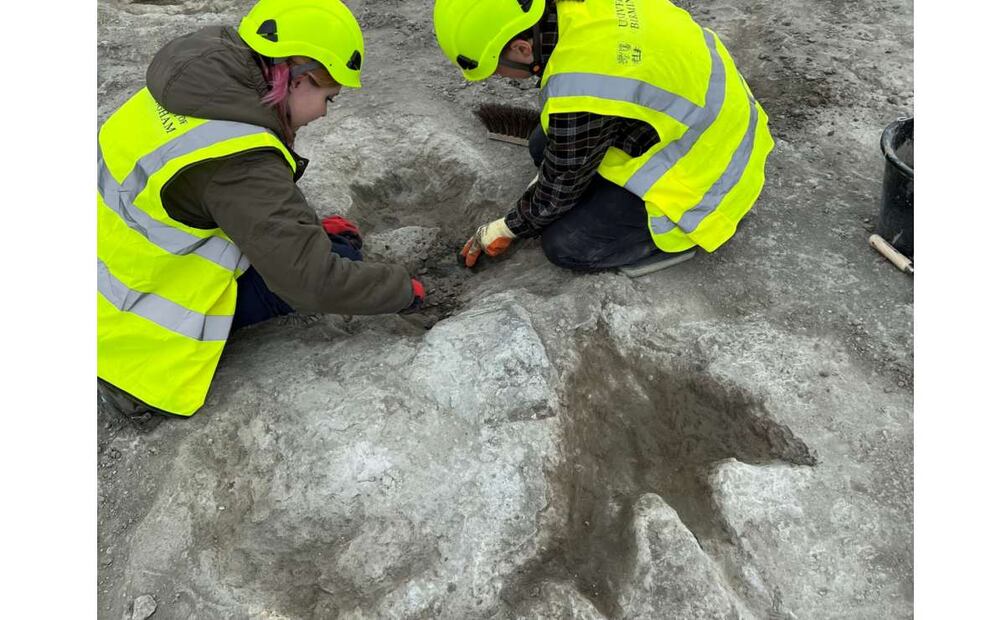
[238,0,365,88]
[433,0,546,81]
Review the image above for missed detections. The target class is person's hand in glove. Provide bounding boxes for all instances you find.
[400,278,426,314]
[322,215,363,250]
[460,218,516,268]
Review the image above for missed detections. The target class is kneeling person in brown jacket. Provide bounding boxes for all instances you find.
[97,0,423,417]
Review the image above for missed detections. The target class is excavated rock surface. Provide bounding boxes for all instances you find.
[98,0,914,618]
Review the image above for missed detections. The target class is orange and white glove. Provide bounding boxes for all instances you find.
[460,218,516,268]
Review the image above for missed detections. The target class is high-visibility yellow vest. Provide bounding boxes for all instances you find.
[540,0,775,252]
[97,88,296,415]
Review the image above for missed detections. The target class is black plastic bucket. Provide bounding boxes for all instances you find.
[877,117,914,258]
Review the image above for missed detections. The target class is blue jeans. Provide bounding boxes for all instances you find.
[232,234,362,331]
[528,124,665,271]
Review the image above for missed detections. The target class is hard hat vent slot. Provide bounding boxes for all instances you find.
[456,55,478,70]
[347,50,362,71]
[256,19,278,42]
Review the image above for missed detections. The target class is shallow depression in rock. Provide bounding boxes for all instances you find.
[505,327,817,617]
[343,138,515,326]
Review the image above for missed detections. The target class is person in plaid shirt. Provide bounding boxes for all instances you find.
[456,1,670,271]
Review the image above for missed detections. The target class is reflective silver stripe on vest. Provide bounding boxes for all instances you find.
[98,120,271,272]
[98,259,232,342]
[543,29,746,236]
[541,30,724,197]
[677,94,758,233]
[649,94,759,235]
[541,73,705,127]
[625,30,725,197]
[650,214,676,234]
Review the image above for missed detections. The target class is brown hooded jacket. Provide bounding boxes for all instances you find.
[145,26,414,315]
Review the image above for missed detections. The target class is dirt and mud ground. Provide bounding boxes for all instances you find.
[98,0,913,618]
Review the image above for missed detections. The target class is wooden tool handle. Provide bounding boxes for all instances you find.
[869,234,914,273]
[487,132,530,147]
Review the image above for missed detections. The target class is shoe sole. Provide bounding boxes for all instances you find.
[619,250,697,278]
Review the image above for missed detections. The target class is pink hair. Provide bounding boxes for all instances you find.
[261,61,291,107]
[259,60,296,144]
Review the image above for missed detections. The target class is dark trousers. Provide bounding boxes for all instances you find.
[232,234,362,331]
[529,125,665,271]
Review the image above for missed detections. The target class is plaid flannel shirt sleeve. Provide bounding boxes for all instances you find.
[504,111,614,238]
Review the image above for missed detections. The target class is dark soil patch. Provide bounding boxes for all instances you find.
[505,328,817,617]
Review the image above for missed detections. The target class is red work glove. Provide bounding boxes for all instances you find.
[460,218,516,268]
[322,215,363,250]
[401,278,425,314]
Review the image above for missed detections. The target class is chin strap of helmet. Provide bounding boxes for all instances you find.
[497,22,544,76]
